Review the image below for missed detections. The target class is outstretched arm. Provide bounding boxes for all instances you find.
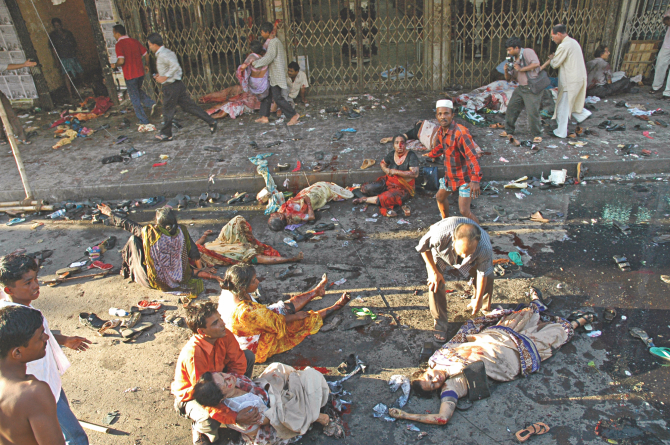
[389,397,456,425]
[97,203,143,237]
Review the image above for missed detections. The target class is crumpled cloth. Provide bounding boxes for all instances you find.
[454,80,518,113]
[52,129,78,149]
[249,153,285,214]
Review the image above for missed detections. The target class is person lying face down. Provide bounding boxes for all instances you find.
[353,134,419,217]
[267,182,354,231]
[389,297,594,426]
[193,364,345,442]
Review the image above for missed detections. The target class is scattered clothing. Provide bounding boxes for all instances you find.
[198,215,281,266]
[454,80,518,113]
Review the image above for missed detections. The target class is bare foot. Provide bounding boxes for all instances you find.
[203,230,214,236]
[292,252,304,261]
[380,137,393,144]
[255,117,269,124]
[313,273,328,297]
[332,292,351,310]
[389,408,402,418]
[287,114,300,126]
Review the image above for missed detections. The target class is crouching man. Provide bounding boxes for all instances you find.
[172,302,256,445]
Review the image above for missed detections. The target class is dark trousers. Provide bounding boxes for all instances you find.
[126,76,155,125]
[505,85,543,138]
[161,80,215,137]
[243,349,256,378]
[0,90,26,141]
[587,78,632,98]
[429,268,494,333]
[260,85,296,119]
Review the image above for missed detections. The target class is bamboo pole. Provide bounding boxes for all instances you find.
[0,205,54,213]
[0,97,33,200]
[0,201,41,207]
[78,420,110,433]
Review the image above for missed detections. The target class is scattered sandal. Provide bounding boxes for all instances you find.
[515,423,550,443]
[98,319,121,336]
[530,211,549,223]
[532,137,542,143]
[138,300,163,310]
[380,137,393,144]
[489,122,505,129]
[603,307,616,323]
[322,417,345,438]
[360,159,376,169]
[155,134,173,142]
[79,312,107,330]
[498,131,510,137]
[402,205,411,217]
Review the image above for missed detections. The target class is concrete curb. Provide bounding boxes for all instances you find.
[2,157,667,202]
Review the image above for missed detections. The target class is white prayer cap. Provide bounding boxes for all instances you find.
[436,99,453,109]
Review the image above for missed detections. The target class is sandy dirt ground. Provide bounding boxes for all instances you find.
[1,179,670,444]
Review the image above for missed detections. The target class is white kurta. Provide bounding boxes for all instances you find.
[551,36,587,118]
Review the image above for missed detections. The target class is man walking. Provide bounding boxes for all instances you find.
[416,218,494,341]
[0,253,92,444]
[241,22,299,126]
[0,60,36,145]
[500,36,543,144]
[650,8,670,98]
[147,33,217,142]
[540,24,591,138]
[111,25,156,132]
[49,18,82,100]
[424,100,482,223]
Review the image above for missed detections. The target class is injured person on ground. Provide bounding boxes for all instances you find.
[97,204,222,296]
[353,134,419,217]
[193,363,344,444]
[389,293,594,426]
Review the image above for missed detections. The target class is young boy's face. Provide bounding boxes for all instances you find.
[288,68,298,80]
[4,269,40,303]
[21,325,49,363]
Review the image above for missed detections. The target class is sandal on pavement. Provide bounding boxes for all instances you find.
[155,134,173,142]
[532,137,542,143]
[515,423,550,443]
[603,307,616,323]
[121,321,154,342]
[360,159,376,169]
[138,300,162,310]
[402,205,411,217]
[88,260,113,271]
[123,311,142,329]
[98,319,121,336]
[629,327,655,348]
[79,312,107,330]
[530,211,549,223]
[650,347,670,362]
[489,122,505,129]
[499,131,510,137]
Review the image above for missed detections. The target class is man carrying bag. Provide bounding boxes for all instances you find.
[500,37,550,144]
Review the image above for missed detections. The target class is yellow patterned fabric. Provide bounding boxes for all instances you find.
[231,300,323,363]
[142,224,203,296]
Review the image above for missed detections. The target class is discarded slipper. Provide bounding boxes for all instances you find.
[402,205,411,217]
[515,423,550,443]
[79,312,106,330]
[314,222,335,231]
[629,327,655,347]
[597,120,612,129]
[489,122,504,129]
[603,307,616,323]
[351,307,377,320]
[98,319,121,336]
[88,260,113,271]
[331,131,343,141]
[650,347,670,362]
[494,205,506,217]
[530,211,549,223]
[6,218,25,226]
[320,314,343,332]
[121,321,154,342]
[508,252,523,266]
[123,311,142,329]
[498,131,510,137]
[360,159,376,169]
[274,163,290,172]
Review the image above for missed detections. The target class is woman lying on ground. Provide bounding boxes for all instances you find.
[389,292,594,426]
[195,215,303,266]
[217,264,350,363]
[193,363,344,445]
[353,135,419,217]
[267,182,353,231]
[97,204,222,296]
[380,120,439,152]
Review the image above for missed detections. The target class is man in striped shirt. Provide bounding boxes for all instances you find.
[241,22,299,126]
[416,217,494,341]
[425,100,482,223]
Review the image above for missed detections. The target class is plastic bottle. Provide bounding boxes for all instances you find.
[109,308,129,317]
[131,151,145,158]
[49,209,66,219]
[283,237,298,248]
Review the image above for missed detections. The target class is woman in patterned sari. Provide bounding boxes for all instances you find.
[195,215,303,267]
[97,204,222,296]
[389,292,592,426]
[217,264,351,363]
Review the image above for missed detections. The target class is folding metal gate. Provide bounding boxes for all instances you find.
[114,0,614,95]
[612,0,670,70]
[450,0,611,89]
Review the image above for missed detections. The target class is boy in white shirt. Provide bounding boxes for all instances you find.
[0,254,91,445]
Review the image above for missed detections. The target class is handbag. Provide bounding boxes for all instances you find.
[418,166,440,191]
[528,70,551,94]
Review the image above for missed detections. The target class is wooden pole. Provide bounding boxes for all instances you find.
[0,205,54,213]
[82,0,120,106]
[4,0,54,110]
[0,98,33,200]
[78,420,110,434]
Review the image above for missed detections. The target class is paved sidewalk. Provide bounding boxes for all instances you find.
[1,88,669,201]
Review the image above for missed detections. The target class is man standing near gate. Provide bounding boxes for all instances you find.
[147,33,217,141]
[650,8,670,98]
[112,25,157,133]
[240,22,300,126]
[540,24,590,138]
[500,36,544,144]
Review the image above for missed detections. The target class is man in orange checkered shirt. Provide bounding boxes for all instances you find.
[424,100,482,223]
